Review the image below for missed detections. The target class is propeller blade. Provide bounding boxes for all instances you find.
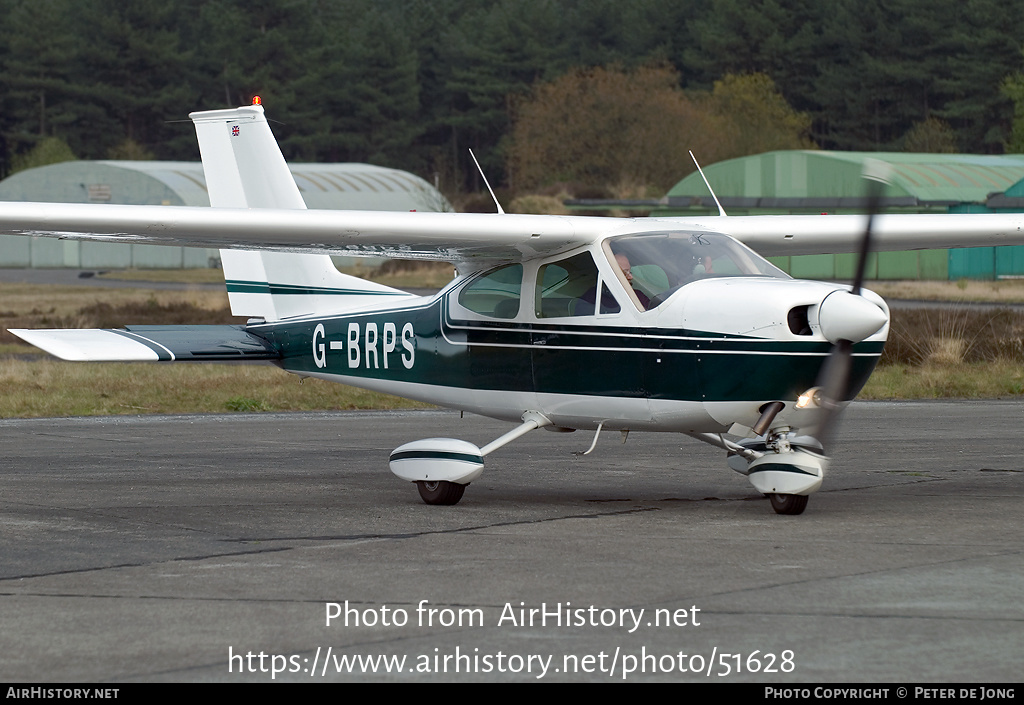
[810,159,892,450]
[811,339,852,450]
[852,163,887,296]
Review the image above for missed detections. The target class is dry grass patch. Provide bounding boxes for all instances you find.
[864,306,1024,398]
[0,359,432,417]
[870,279,1024,303]
[334,259,457,289]
[861,360,1024,399]
[0,283,228,316]
[0,280,436,417]
[363,260,456,289]
[0,286,237,346]
[881,307,1024,366]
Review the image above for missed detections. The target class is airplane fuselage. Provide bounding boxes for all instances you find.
[255,259,887,436]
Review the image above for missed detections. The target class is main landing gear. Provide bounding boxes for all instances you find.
[392,413,824,515]
[389,411,552,506]
[767,492,810,516]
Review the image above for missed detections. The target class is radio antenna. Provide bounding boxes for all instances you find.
[690,151,726,217]
[469,149,505,215]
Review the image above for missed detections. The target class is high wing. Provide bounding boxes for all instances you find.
[1,102,1023,261]
[0,200,599,263]
[707,212,1024,257]
[0,201,1023,263]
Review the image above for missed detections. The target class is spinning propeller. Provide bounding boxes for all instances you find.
[739,161,891,515]
[803,160,892,450]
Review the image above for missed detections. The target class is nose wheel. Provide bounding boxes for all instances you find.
[768,493,808,515]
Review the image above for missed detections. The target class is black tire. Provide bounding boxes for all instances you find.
[769,493,808,515]
[416,480,467,505]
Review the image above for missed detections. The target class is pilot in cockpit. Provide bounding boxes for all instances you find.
[614,253,651,309]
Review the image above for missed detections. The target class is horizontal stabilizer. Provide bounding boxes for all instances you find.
[10,325,279,362]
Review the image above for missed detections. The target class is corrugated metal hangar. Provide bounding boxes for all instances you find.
[0,161,450,268]
[665,151,1024,280]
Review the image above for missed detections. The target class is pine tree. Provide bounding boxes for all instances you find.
[0,0,80,165]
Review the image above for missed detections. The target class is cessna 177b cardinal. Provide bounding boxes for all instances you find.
[2,102,1023,514]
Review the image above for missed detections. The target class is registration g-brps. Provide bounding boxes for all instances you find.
[2,102,1023,515]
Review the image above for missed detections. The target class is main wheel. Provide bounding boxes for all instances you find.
[769,493,808,515]
[416,480,467,505]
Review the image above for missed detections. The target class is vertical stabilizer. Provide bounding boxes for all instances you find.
[190,104,410,320]
[190,104,306,210]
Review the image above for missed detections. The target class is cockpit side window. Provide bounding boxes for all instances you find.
[606,232,790,309]
[629,264,668,301]
[535,252,618,317]
[597,283,621,314]
[457,263,523,319]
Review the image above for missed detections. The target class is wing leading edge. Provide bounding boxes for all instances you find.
[1,202,1024,262]
[0,201,598,263]
[685,212,1024,257]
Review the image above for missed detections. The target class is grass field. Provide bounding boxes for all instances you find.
[2,273,1024,417]
[0,285,236,346]
[868,278,1024,303]
[0,278,429,416]
[0,358,432,417]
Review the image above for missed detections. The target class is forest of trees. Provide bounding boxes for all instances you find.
[1,0,1023,198]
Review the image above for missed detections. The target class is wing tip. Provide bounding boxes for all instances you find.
[7,328,161,361]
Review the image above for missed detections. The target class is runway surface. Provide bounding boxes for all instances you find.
[1,402,1021,682]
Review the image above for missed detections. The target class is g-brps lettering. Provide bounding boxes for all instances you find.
[312,321,415,370]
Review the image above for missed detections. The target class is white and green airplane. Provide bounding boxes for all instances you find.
[2,103,1023,515]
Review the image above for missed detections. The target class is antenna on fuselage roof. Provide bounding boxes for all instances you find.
[690,150,727,217]
[469,148,505,215]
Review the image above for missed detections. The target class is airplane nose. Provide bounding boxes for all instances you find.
[816,290,887,343]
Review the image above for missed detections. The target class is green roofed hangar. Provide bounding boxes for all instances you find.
[0,160,450,269]
[663,151,1024,281]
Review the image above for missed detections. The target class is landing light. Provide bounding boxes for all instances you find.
[796,387,822,409]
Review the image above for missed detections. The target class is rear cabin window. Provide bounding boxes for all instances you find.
[457,264,523,319]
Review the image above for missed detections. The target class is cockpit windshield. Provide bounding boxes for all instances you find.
[607,231,790,309]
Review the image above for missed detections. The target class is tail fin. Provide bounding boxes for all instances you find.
[190,104,305,210]
[190,104,410,321]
